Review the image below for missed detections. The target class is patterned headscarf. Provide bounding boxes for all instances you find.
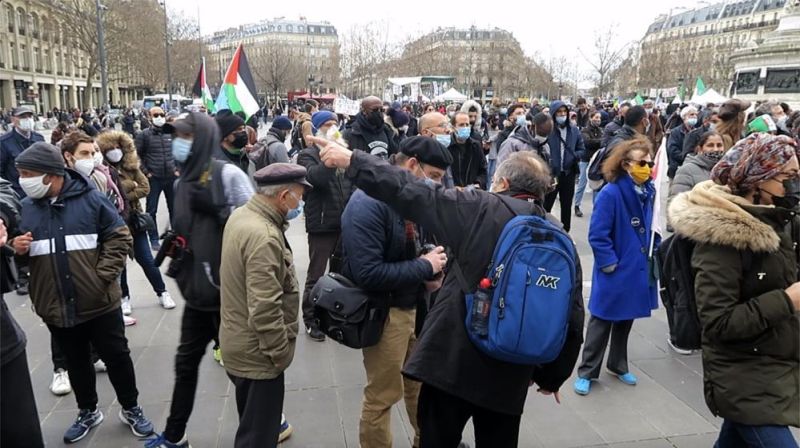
[711,133,799,194]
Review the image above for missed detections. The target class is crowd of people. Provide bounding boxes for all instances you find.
[0,90,798,448]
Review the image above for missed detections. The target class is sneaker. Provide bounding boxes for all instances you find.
[279,414,293,443]
[573,377,591,395]
[50,369,72,396]
[667,337,694,355]
[212,346,224,366]
[63,408,104,444]
[124,315,137,326]
[150,241,161,252]
[612,371,638,386]
[121,297,132,316]
[158,292,176,310]
[574,206,584,218]
[144,432,191,448]
[94,359,107,373]
[305,325,326,342]
[119,405,154,437]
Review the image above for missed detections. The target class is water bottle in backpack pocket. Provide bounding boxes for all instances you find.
[465,214,577,365]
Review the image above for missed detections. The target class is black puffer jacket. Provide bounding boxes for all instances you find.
[135,126,175,178]
[297,145,355,234]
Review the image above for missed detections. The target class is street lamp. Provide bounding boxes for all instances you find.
[159,0,173,110]
[94,0,109,111]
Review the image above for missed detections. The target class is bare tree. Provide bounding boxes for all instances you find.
[579,25,629,97]
[250,41,307,102]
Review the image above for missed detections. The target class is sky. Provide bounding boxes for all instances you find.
[168,0,699,79]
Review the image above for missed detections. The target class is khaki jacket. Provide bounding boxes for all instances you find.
[219,196,299,380]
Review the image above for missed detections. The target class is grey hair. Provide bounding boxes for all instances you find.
[680,106,698,119]
[493,151,552,197]
[257,183,293,197]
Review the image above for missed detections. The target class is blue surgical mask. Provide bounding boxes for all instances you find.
[435,133,451,147]
[171,137,192,163]
[515,115,527,127]
[286,191,304,220]
[555,116,567,126]
[686,118,698,127]
[455,127,471,140]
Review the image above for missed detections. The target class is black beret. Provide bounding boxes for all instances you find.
[399,136,453,170]
[253,163,312,189]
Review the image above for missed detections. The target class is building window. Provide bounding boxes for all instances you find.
[299,25,304,32]
[31,13,39,38]
[10,42,17,69]
[44,48,50,72]
[3,4,11,33]
[0,38,5,68]
[287,24,293,32]
[16,7,26,36]
[21,44,28,70]
[34,46,41,72]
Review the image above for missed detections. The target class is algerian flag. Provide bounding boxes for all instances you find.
[191,57,216,113]
[695,77,707,96]
[214,43,259,120]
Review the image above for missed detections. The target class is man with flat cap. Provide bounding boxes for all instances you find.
[341,136,451,448]
[219,163,308,448]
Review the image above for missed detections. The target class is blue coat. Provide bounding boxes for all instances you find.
[547,100,585,175]
[0,129,45,197]
[588,175,658,321]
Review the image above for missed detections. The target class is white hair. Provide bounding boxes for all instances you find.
[681,106,698,119]
[257,183,293,197]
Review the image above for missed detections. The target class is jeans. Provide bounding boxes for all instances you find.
[120,230,167,298]
[146,175,176,244]
[573,161,589,208]
[1,349,44,448]
[47,309,139,410]
[486,158,497,191]
[164,307,220,442]
[302,232,340,326]
[544,171,577,232]
[229,372,284,448]
[715,419,798,448]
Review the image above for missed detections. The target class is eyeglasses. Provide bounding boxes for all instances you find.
[152,113,165,118]
[626,159,654,168]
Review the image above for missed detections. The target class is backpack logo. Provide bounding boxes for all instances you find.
[536,274,560,289]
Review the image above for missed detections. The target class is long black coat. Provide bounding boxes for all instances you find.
[297,145,355,234]
[345,150,585,415]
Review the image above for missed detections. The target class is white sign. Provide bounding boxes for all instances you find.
[661,87,679,98]
[410,83,420,101]
[334,98,360,116]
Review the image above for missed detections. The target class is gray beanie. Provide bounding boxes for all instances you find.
[15,142,66,176]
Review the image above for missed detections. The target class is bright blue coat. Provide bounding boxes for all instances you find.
[588,175,659,321]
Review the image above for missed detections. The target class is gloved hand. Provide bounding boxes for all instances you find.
[601,264,617,274]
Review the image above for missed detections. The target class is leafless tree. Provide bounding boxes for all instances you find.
[250,42,307,102]
[579,25,629,97]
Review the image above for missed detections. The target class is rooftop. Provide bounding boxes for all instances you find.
[646,0,786,33]
[207,17,337,45]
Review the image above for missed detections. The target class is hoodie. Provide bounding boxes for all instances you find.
[460,100,486,139]
[497,126,551,166]
[547,101,585,175]
[343,113,398,157]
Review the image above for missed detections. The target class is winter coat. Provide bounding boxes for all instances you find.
[497,126,550,166]
[647,112,665,155]
[219,196,299,381]
[343,113,399,157]
[669,181,799,427]
[18,170,132,328]
[681,125,711,160]
[297,144,355,234]
[588,174,659,321]
[248,131,290,171]
[96,131,150,214]
[214,146,252,174]
[547,101,585,175]
[601,117,623,148]
[343,150,585,415]
[447,136,488,189]
[491,125,515,161]
[606,125,641,154]
[135,125,175,178]
[0,179,24,367]
[667,153,714,203]
[580,123,603,162]
[667,125,691,178]
[0,129,45,197]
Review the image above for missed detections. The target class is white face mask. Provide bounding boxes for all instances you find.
[20,174,51,199]
[93,151,104,167]
[153,117,166,127]
[106,148,123,163]
[18,118,34,132]
[73,158,95,177]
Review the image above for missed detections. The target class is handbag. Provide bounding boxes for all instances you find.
[311,272,388,349]
[127,210,155,235]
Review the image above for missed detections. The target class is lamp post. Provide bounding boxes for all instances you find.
[94,0,108,111]
[159,0,173,111]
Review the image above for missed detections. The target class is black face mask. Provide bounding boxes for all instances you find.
[231,131,248,149]
[367,110,384,127]
[773,178,800,210]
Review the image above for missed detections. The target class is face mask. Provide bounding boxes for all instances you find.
[106,148,123,163]
[629,163,652,185]
[20,174,50,199]
[171,137,193,163]
[93,151,104,167]
[686,118,698,127]
[708,122,717,132]
[704,151,724,163]
[555,116,567,126]
[367,110,384,127]
[18,118,34,132]
[435,133,451,147]
[231,131,248,149]
[153,117,166,127]
[285,191,304,220]
[591,120,602,127]
[534,134,548,144]
[515,115,527,127]
[455,127,471,140]
[73,158,95,177]
[772,178,800,210]
[645,108,653,116]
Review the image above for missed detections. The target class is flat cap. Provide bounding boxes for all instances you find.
[253,163,312,189]
[400,136,453,170]
[13,105,34,117]
[162,112,195,134]
[15,142,66,176]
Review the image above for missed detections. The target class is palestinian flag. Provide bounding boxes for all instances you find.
[215,43,259,120]
[191,57,216,113]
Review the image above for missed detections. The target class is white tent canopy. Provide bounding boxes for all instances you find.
[434,88,468,102]
[690,88,728,105]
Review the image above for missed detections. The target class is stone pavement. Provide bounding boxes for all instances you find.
[7,128,799,447]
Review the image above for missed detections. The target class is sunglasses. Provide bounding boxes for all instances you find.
[627,159,654,168]
[152,113,165,118]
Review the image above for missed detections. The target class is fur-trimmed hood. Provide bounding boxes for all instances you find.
[668,180,780,253]
[460,100,483,130]
[95,130,140,174]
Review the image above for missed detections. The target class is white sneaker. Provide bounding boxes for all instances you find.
[123,315,137,326]
[50,369,72,396]
[94,359,107,373]
[158,292,176,309]
[121,297,132,316]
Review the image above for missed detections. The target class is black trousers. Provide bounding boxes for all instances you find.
[47,309,139,410]
[301,232,340,326]
[228,372,284,448]
[577,316,634,379]
[417,383,521,448]
[164,307,220,442]
[1,349,44,448]
[51,333,100,372]
[544,171,577,232]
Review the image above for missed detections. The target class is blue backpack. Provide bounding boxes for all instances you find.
[463,207,577,365]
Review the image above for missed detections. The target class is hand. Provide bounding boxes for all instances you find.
[537,388,561,404]
[420,246,447,275]
[425,276,443,292]
[312,136,353,169]
[174,170,180,177]
[785,282,800,311]
[601,264,617,274]
[11,232,33,255]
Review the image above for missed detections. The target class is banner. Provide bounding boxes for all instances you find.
[410,83,420,101]
[661,86,678,98]
[334,98,360,116]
